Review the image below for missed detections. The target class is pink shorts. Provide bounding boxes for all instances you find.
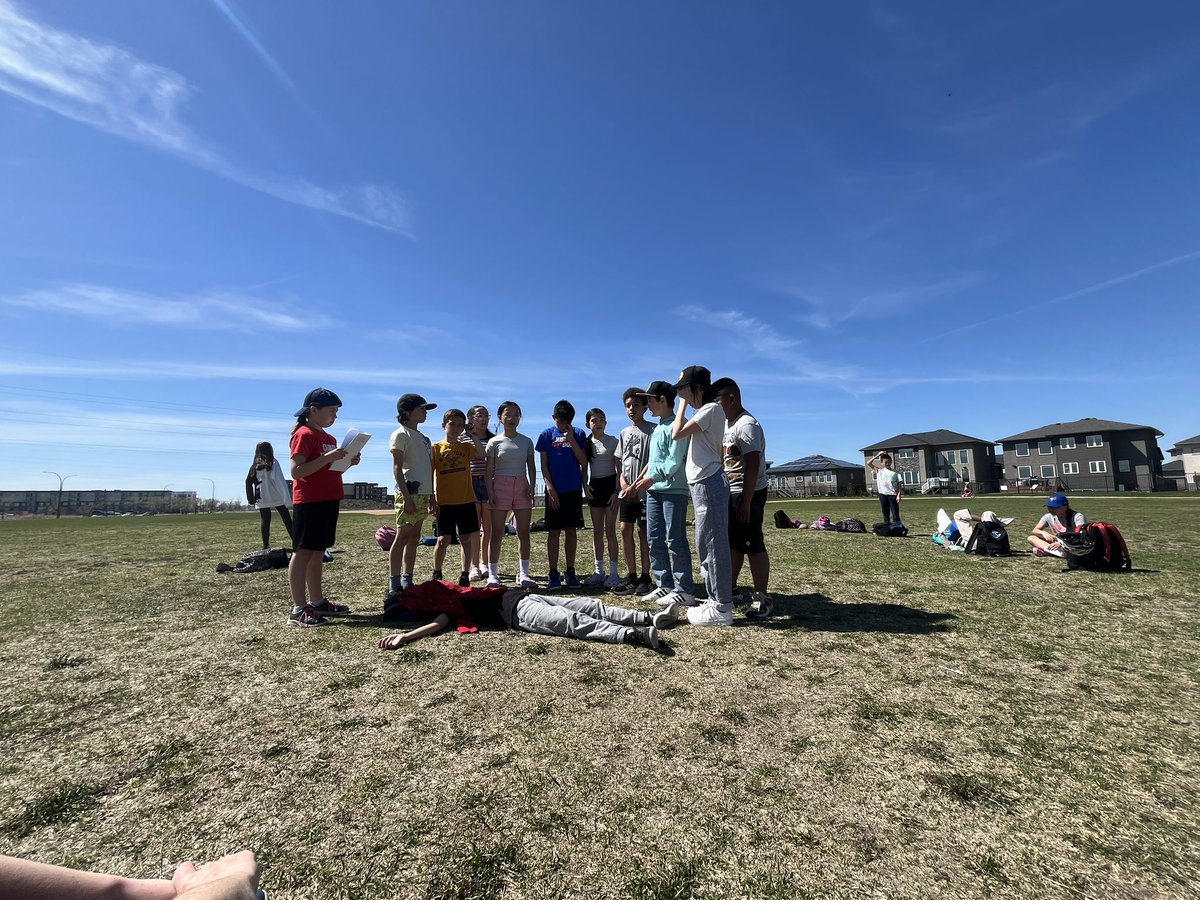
[492,475,532,510]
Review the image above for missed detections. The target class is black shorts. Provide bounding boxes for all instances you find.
[588,474,617,508]
[619,496,646,525]
[292,499,340,551]
[436,502,480,538]
[728,488,768,554]
[545,489,585,530]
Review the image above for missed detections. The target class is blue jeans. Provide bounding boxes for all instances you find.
[646,491,694,593]
[691,472,732,605]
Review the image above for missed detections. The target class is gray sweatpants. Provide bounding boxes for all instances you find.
[502,590,650,644]
[691,471,732,605]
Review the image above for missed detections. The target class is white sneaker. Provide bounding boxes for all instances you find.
[641,585,671,604]
[486,578,502,589]
[584,571,606,587]
[652,601,682,629]
[687,601,733,627]
[666,589,698,607]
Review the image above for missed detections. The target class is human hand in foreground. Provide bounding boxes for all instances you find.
[171,850,259,900]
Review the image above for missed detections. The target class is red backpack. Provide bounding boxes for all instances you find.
[1060,522,1132,572]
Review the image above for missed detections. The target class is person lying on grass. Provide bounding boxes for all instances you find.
[0,849,259,900]
[379,587,680,650]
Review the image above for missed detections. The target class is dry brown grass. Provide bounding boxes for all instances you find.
[1,496,1197,899]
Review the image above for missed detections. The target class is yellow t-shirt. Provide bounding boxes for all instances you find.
[431,440,477,506]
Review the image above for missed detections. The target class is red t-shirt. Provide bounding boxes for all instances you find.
[290,426,344,504]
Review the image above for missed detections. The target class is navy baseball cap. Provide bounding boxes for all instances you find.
[1045,492,1069,509]
[294,387,342,416]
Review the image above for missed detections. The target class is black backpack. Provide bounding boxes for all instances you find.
[872,522,908,537]
[773,509,796,529]
[835,518,867,533]
[965,521,1011,556]
[216,547,291,574]
[1060,523,1131,572]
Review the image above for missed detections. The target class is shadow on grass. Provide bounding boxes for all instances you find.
[763,593,955,634]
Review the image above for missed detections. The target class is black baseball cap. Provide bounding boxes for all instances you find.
[673,365,711,390]
[294,387,342,416]
[637,380,677,403]
[397,393,437,414]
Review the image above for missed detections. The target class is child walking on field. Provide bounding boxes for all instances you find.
[485,401,538,590]
[583,408,621,587]
[287,387,359,627]
[431,409,485,586]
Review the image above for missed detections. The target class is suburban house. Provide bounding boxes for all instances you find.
[767,455,866,497]
[996,417,1165,492]
[1166,433,1200,491]
[860,430,1000,494]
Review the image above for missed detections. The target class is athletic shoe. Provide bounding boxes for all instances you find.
[287,605,329,628]
[610,578,637,595]
[604,573,622,589]
[565,568,581,589]
[584,571,606,587]
[746,592,774,619]
[309,597,351,616]
[652,602,682,629]
[323,550,334,562]
[486,578,502,589]
[457,572,470,587]
[547,569,563,591]
[430,570,443,582]
[730,587,749,606]
[469,566,485,582]
[641,585,672,604]
[687,601,734,627]
[1032,547,1048,558]
[666,589,698,607]
[626,625,660,649]
[637,574,654,592]
[519,575,537,589]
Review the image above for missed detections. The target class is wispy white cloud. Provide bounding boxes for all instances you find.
[0,0,411,234]
[1,283,330,331]
[768,273,981,331]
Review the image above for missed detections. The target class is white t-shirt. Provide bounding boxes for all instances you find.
[876,467,901,496]
[685,402,726,484]
[1038,510,1086,534]
[723,412,768,494]
[487,433,534,479]
[389,424,433,494]
[587,433,618,479]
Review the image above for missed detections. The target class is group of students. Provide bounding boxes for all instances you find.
[277,366,774,639]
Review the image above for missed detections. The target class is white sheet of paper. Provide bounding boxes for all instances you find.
[329,428,371,472]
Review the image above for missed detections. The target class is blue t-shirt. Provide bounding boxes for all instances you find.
[536,426,588,492]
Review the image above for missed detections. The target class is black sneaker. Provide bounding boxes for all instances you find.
[625,625,660,649]
[637,574,653,592]
[457,571,470,587]
[430,569,443,582]
[610,577,638,595]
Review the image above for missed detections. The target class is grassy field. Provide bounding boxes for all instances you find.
[2,495,1198,900]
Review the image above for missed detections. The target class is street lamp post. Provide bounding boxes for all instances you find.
[203,478,216,513]
[163,483,174,515]
[43,471,77,518]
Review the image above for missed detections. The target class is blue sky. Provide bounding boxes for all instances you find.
[1,0,1197,501]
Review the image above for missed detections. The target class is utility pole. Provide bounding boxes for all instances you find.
[43,471,77,518]
[203,478,216,513]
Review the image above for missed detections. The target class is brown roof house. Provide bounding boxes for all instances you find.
[860,430,1000,494]
[997,417,1165,492]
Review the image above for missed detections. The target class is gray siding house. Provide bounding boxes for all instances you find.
[1167,433,1200,491]
[997,418,1165,492]
[767,455,866,497]
[860,430,1000,493]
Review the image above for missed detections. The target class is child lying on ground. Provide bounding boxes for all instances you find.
[379,585,679,650]
[933,508,1015,549]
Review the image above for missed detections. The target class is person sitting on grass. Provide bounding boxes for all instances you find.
[1028,492,1086,558]
[0,849,258,900]
[378,587,679,650]
[934,508,1016,549]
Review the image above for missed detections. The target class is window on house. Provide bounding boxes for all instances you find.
[901,470,919,485]
[1086,434,1103,447]
[1040,465,1055,478]
[1037,441,1052,455]
[1061,462,1080,475]
[1017,465,1032,478]
[1016,443,1030,457]
[961,466,970,481]
[1060,436,1076,450]
[897,448,914,459]
[1089,460,1107,473]
[959,450,969,463]
[1118,459,1130,473]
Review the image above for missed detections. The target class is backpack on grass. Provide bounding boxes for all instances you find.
[1059,522,1132,572]
[964,521,1011,556]
[835,518,867,533]
[216,547,290,574]
[773,509,796,529]
[872,522,908,537]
